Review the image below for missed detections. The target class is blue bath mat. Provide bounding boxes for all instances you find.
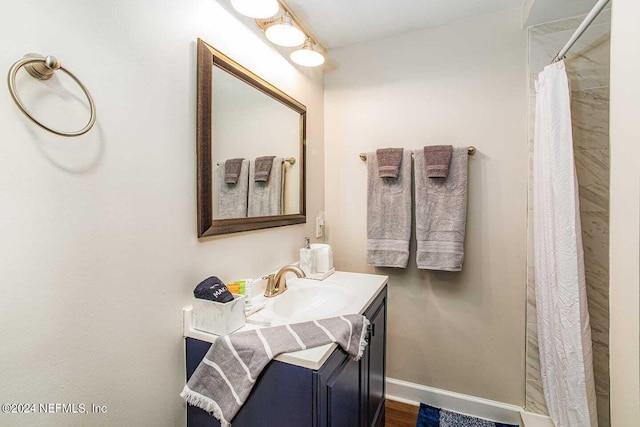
[416,403,518,427]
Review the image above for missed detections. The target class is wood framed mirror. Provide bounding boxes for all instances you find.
[196,39,306,237]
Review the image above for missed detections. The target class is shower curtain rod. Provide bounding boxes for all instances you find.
[551,0,610,63]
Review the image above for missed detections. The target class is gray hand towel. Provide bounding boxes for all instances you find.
[181,314,369,427]
[414,147,468,271]
[216,160,249,219]
[224,158,245,185]
[424,145,453,178]
[367,149,412,268]
[376,148,403,179]
[254,156,276,182]
[248,157,283,217]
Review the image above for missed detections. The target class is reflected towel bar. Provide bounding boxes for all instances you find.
[216,157,296,167]
[359,146,476,161]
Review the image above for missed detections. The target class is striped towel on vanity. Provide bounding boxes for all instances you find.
[180,314,369,427]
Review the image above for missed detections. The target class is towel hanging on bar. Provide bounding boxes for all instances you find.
[359,146,476,161]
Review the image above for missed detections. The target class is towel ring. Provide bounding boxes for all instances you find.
[7,54,96,137]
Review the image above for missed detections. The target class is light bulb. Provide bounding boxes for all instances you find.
[230,0,279,19]
[265,13,306,47]
[291,39,325,67]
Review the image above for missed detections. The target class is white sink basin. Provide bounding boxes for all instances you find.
[249,278,357,325]
[271,281,356,321]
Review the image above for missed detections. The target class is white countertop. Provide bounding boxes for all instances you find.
[183,271,388,370]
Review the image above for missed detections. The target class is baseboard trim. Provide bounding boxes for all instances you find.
[385,377,524,426]
[519,411,554,426]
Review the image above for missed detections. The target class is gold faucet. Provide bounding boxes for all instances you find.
[263,265,306,298]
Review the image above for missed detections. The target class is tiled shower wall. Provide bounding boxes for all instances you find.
[526,12,610,426]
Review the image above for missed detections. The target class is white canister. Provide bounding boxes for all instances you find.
[310,244,333,273]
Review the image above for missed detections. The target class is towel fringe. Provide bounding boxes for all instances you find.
[180,386,231,427]
[352,317,370,361]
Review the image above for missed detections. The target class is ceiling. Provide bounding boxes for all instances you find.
[524,0,611,27]
[281,0,610,49]
[283,0,523,49]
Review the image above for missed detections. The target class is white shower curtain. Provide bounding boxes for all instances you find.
[532,61,598,427]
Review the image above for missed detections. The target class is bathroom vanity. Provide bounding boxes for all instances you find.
[184,272,387,427]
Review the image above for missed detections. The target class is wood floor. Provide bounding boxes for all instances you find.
[385,399,420,427]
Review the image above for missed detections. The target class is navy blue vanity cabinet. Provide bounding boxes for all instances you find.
[317,285,387,427]
[315,337,362,427]
[185,285,387,427]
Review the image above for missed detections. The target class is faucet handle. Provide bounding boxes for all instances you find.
[263,274,279,298]
[263,274,276,289]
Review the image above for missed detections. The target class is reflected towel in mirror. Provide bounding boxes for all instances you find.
[254,156,276,182]
[216,160,249,219]
[248,157,283,217]
[224,158,245,185]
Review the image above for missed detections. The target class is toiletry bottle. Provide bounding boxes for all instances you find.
[300,237,313,275]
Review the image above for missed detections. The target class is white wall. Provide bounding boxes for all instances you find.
[324,8,528,405]
[609,0,640,423]
[0,1,323,426]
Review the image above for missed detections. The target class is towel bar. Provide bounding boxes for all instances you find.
[7,53,96,137]
[216,157,296,167]
[359,146,475,161]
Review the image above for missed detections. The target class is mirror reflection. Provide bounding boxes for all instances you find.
[212,66,301,219]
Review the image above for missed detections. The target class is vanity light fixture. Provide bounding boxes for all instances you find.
[264,12,306,47]
[248,1,327,67]
[230,0,279,19]
[290,38,325,67]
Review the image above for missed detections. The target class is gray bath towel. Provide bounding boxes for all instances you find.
[181,314,369,427]
[224,158,245,184]
[377,148,403,179]
[248,157,283,217]
[367,149,412,268]
[413,147,468,271]
[253,156,276,182]
[216,160,249,219]
[424,145,453,178]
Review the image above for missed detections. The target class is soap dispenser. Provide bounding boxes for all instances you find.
[299,237,312,275]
